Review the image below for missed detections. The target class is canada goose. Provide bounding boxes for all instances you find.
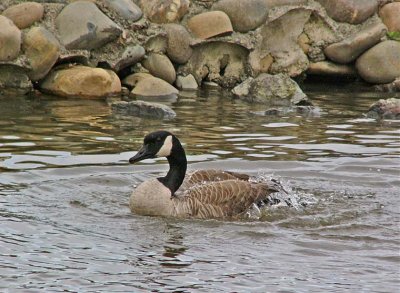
[129,130,280,219]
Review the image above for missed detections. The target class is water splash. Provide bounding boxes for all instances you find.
[246,173,318,220]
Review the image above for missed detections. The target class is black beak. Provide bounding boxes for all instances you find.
[129,145,153,164]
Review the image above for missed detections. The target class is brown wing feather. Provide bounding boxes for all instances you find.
[183,170,250,187]
[176,180,276,219]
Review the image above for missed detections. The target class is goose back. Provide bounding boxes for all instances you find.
[172,180,277,219]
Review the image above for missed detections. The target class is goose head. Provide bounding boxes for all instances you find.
[129,130,176,163]
[129,130,188,194]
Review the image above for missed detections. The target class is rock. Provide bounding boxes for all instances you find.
[112,100,176,119]
[105,0,142,21]
[324,21,387,64]
[366,98,400,119]
[0,15,21,61]
[142,53,176,84]
[56,1,122,50]
[307,61,357,77]
[2,2,44,29]
[23,27,60,81]
[165,24,192,64]
[0,65,32,94]
[40,65,121,98]
[232,73,309,106]
[356,40,400,84]
[122,72,153,88]
[103,45,145,72]
[180,41,249,88]
[303,12,338,62]
[374,78,400,92]
[187,11,233,39]
[131,76,179,97]
[212,0,268,33]
[379,2,400,32]
[176,74,198,90]
[265,0,308,7]
[250,8,311,77]
[298,33,310,54]
[317,0,378,24]
[140,0,190,23]
[145,34,168,53]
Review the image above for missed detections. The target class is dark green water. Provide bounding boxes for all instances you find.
[0,85,399,292]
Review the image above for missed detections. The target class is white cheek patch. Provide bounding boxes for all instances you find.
[156,135,173,157]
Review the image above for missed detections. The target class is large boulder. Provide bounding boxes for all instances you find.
[55,1,122,50]
[140,0,189,23]
[187,11,233,39]
[165,24,193,64]
[142,53,176,84]
[379,2,400,32]
[212,0,269,33]
[317,0,378,24]
[250,8,311,77]
[180,41,249,88]
[112,100,176,119]
[2,2,44,29]
[40,66,121,98]
[356,40,400,84]
[131,76,179,97]
[0,15,21,61]
[324,21,387,64]
[23,27,60,81]
[105,0,143,21]
[232,73,308,106]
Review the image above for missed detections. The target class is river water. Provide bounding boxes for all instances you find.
[0,84,399,292]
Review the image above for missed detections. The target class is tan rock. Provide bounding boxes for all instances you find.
[356,40,400,84]
[187,11,233,39]
[249,53,273,74]
[0,15,21,61]
[145,34,168,53]
[297,33,310,54]
[176,74,198,90]
[142,53,176,84]
[131,76,179,97]
[250,9,311,77]
[140,0,190,23]
[317,0,378,24]
[324,21,387,64]
[23,27,60,81]
[379,2,400,32]
[212,0,268,33]
[307,61,356,77]
[40,66,121,98]
[122,72,153,88]
[180,42,248,87]
[2,2,44,29]
[165,24,193,64]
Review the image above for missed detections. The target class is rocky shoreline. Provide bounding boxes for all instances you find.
[0,0,400,113]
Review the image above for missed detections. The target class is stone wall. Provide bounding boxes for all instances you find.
[0,0,399,99]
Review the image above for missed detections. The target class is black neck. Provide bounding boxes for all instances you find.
[157,137,187,195]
